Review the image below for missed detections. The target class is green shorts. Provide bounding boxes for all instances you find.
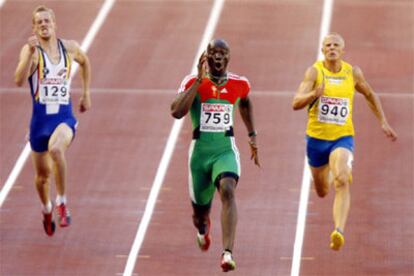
[188,137,240,206]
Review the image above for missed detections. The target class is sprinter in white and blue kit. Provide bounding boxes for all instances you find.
[14,5,91,236]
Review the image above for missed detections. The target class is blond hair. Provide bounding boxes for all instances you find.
[323,32,345,47]
[32,5,56,24]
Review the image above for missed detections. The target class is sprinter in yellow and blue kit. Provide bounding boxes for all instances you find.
[292,33,397,251]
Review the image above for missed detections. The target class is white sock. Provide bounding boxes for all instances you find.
[43,201,52,214]
[56,195,67,205]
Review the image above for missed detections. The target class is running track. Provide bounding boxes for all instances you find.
[0,1,413,275]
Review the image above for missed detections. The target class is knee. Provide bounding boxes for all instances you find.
[219,180,236,202]
[35,172,51,185]
[49,146,64,162]
[334,172,351,190]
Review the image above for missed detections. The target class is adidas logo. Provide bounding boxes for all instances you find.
[220,88,228,93]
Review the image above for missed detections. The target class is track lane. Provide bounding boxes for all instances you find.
[0,1,103,185]
[1,1,210,275]
[135,1,323,275]
[299,1,414,275]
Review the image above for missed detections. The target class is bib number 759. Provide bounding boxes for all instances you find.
[200,103,233,132]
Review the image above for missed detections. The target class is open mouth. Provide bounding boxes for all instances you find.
[214,61,224,70]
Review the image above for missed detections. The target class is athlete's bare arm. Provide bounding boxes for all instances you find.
[239,96,260,167]
[64,40,91,112]
[14,36,39,86]
[171,52,207,119]
[239,96,255,137]
[292,66,324,110]
[353,66,397,141]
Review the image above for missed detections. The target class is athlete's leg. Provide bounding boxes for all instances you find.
[329,147,353,232]
[31,151,53,208]
[307,136,332,197]
[32,150,57,235]
[310,164,331,198]
[48,123,73,199]
[218,176,238,252]
[192,202,211,235]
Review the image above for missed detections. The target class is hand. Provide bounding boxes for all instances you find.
[79,92,91,113]
[248,138,260,168]
[27,35,39,54]
[381,121,397,141]
[197,51,207,80]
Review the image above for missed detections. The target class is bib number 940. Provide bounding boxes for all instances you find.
[318,96,350,125]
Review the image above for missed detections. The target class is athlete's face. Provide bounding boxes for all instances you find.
[207,40,230,77]
[32,11,56,40]
[322,35,345,61]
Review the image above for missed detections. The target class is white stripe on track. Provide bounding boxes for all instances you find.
[122,1,225,275]
[0,0,116,208]
[0,0,6,9]
[290,0,334,276]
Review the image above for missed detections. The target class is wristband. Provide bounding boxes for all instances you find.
[248,131,257,137]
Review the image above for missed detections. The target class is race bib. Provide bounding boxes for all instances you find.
[200,103,233,132]
[39,78,70,105]
[318,96,350,125]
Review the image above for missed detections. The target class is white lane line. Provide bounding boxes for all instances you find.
[71,0,116,75]
[0,0,116,208]
[290,1,334,276]
[121,1,225,275]
[0,144,31,207]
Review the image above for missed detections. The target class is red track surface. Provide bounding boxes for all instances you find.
[1,1,413,275]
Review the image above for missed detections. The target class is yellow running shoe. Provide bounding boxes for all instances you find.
[330,229,345,251]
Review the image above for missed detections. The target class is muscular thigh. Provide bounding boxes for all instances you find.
[48,123,74,150]
[212,150,240,186]
[329,147,353,178]
[188,141,215,205]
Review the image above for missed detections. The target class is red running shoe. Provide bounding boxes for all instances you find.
[42,210,56,236]
[221,250,236,272]
[196,218,211,251]
[56,203,71,227]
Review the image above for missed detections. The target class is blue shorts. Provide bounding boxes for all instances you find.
[30,117,77,152]
[306,135,354,167]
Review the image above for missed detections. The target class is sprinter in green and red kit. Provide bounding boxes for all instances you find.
[171,39,260,272]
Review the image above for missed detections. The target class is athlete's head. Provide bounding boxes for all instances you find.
[32,5,57,40]
[321,33,345,61]
[206,39,230,77]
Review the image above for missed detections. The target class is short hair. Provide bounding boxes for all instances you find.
[32,5,56,24]
[323,32,345,47]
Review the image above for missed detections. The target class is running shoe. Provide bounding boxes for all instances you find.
[42,209,56,236]
[221,250,236,272]
[330,228,345,251]
[56,203,71,227]
[196,218,211,251]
